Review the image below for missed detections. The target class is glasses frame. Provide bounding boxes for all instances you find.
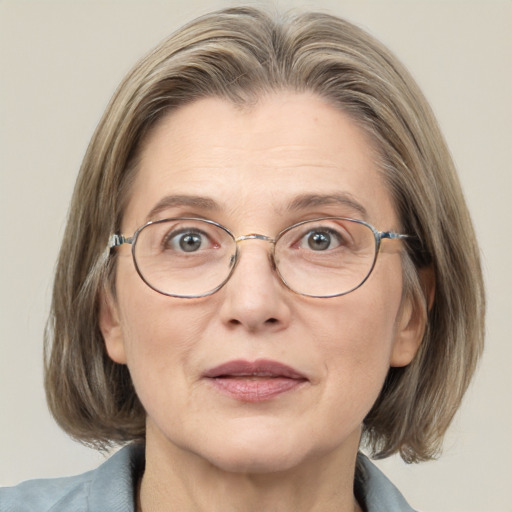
[108,216,412,299]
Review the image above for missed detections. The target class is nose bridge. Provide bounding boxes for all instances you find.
[233,233,276,272]
[235,233,275,244]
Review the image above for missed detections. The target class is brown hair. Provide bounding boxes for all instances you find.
[44,7,484,463]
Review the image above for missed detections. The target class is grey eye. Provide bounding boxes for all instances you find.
[179,233,203,252]
[164,230,209,252]
[299,229,342,251]
[307,231,332,251]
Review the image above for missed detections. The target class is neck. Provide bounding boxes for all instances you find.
[138,424,363,512]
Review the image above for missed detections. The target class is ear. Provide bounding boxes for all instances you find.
[98,288,127,364]
[390,266,435,367]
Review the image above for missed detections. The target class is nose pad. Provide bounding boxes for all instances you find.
[268,250,277,272]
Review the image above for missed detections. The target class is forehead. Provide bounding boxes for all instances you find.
[123,93,397,231]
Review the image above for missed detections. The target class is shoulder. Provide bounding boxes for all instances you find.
[0,444,144,512]
[0,471,93,512]
[356,453,418,512]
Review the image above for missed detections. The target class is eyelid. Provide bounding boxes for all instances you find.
[163,226,205,241]
[303,220,352,239]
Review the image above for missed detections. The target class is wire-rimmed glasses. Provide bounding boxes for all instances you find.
[108,217,411,298]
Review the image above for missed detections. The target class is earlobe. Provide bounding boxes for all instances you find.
[98,288,127,364]
[390,266,435,367]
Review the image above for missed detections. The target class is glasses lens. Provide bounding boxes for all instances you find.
[133,219,236,297]
[275,218,377,297]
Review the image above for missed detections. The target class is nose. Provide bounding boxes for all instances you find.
[218,239,291,332]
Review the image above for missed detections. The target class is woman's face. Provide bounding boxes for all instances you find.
[101,92,422,473]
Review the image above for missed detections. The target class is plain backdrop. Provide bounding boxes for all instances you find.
[1,1,511,511]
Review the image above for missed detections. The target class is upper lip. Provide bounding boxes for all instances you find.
[202,359,307,380]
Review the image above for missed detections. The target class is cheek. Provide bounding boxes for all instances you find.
[119,294,208,368]
[317,286,400,358]
[310,264,403,398]
[116,295,216,434]
[113,266,214,402]
[115,253,205,349]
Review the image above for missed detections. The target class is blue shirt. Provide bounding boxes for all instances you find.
[0,444,417,511]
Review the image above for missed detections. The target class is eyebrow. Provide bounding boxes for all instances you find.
[144,192,368,223]
[145,195,220,222]
[287,193,369,219]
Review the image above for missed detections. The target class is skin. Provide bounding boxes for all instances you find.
[100,92,425,512]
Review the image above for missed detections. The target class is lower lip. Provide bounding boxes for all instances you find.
[207,377,306,402]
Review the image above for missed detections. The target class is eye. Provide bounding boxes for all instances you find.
[299,229,343,251]
[164,229,212,252]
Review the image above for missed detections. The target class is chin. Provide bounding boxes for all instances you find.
[203,444,307,475]
[191,425,340,476]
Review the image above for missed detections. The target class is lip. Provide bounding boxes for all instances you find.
[202,359,308,402]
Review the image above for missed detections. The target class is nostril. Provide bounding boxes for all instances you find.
[265,318,278,324]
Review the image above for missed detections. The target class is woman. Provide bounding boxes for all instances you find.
[1,6,484,512]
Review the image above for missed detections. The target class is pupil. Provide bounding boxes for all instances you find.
[179,233,202,252]
[308,232,330,250]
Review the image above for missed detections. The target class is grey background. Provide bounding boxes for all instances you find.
[1,1,511,510]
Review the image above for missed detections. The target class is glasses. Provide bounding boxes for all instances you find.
[108,217,411,299]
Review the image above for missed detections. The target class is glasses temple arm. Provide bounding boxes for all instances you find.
[108,234,133,249]
[380,232,414,241]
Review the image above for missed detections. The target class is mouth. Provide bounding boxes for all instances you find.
[202,359,308,402]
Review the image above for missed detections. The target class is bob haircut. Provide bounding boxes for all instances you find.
[45,6,484,463]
